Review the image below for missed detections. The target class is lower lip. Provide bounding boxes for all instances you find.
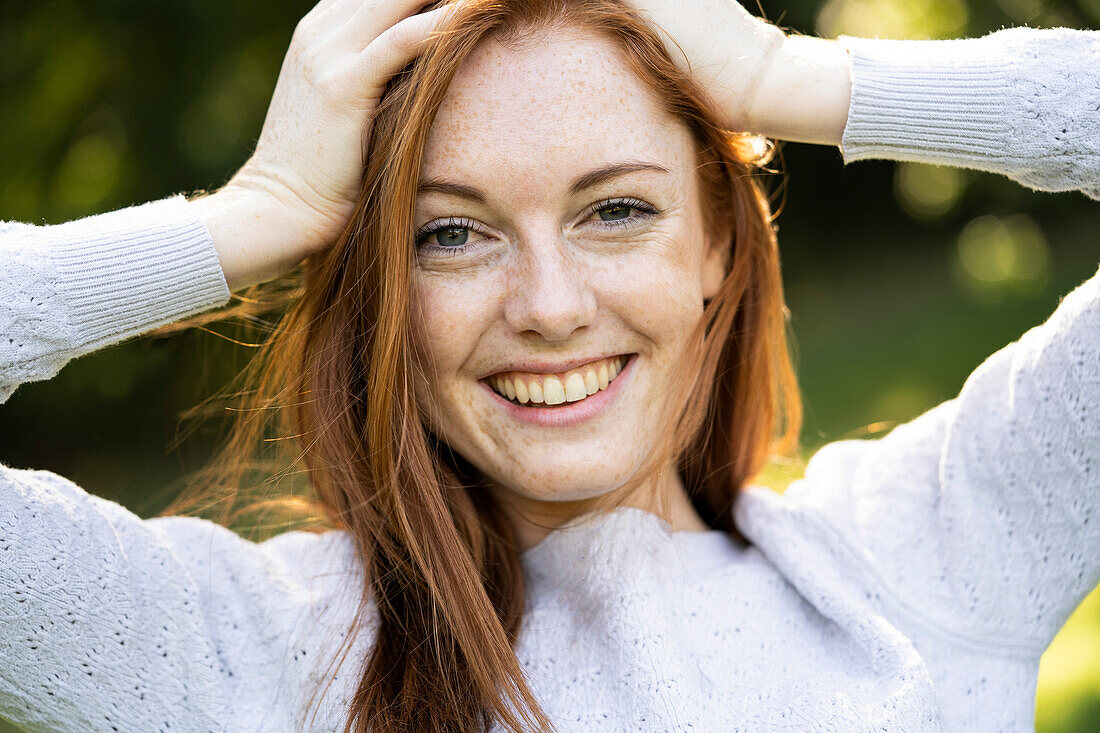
[481,354,636,428]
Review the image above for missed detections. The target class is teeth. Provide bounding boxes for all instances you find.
[583,368,599,395]
[543,376,566,405]
[528,379,544,404]
[488,355,629,407]
[565,373,587,402]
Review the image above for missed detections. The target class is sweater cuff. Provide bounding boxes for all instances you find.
[838,35,1015,167]
[43,195,232,353]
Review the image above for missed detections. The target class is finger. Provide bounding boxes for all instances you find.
[299,0,350,29]
[347,0,451,51]
[357,2,457,84]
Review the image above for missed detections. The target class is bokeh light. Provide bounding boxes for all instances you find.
[895,163,970,220]
[817,0,970,38]
[52,111,128,211]
[953,213,1052,301]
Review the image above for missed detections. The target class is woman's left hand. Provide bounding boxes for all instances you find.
[628,0,852,145]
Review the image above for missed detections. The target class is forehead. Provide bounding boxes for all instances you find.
[420,27,693,192]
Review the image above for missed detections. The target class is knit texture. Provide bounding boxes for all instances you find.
[2,27,1099,732]
[0,197,230,405]
[840,27,1100,200]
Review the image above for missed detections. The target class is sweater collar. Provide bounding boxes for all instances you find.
[519,506,742,600]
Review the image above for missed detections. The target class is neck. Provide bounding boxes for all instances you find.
[492,463,711,552]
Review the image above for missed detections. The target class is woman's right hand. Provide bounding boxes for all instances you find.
[193,0,456,292]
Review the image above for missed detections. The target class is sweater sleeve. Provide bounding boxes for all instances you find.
[0,465,363,731]
[739,264,1099,655]
[736,26,1100,657]
[0,194,232,404]
[839,27,1100,200]
[0,198,243,729]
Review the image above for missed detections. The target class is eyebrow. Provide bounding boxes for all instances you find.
[416,161,671,203]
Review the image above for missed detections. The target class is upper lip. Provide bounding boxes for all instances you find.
[480,353,632,379]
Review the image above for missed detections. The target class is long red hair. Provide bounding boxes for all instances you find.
[158,0,801,730]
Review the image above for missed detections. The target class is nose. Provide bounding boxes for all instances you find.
[502,229,597,342]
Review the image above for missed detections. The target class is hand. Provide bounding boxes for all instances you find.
[628,0,851,145]
[195,0,456,291]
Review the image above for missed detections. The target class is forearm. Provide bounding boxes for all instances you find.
[836,28,1100,197]
[743,25,1100,202]
[0,197,230,405]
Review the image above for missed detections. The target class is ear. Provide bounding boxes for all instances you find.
[700,229,730,302]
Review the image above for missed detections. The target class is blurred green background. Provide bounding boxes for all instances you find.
[0,0,1097,730]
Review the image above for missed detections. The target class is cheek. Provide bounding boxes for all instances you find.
[599,232,708,342]
[410,274,495,393]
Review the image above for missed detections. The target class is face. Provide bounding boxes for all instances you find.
[409,26,725,530]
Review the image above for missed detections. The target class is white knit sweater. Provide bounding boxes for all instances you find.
[1,27,1098,733]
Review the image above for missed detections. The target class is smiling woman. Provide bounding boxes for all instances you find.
[201,3,800,727]
[1,0,1099,731]
[404,20,794,550]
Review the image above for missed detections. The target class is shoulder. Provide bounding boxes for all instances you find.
[144,514,362,602]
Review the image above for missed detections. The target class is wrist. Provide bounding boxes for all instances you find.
[727,22,787,131]
[189,185,307,292]
[743,35,852,146]
[837,35,1014,166]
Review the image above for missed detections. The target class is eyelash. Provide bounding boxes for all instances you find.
[414,216,480,257]
[414,197,661,257]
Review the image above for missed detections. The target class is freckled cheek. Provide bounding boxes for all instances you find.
[410,279,496,396]
[596,252,705,342]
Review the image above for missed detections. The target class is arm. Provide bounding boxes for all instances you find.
[1,464,361,730]
[711,14,1100,651]
[0,0,463,397]
[0,196,231,405]
[835,28,1100,200]
[738,261,1100,648]
[632,2,1100,196]
[1,0,455,726]
[636,0,1100,639]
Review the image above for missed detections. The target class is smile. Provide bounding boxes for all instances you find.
[487,354,627,406]
[481,354,636,428]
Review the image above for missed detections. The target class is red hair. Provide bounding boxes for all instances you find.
[159,0,801,730]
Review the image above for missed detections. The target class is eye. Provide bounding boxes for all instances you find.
[428,225,469,247]
[597,203,634,221]
[587,197,660,229]
[415,216,487,255]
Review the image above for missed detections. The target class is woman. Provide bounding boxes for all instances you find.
[1,0,1097,730]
